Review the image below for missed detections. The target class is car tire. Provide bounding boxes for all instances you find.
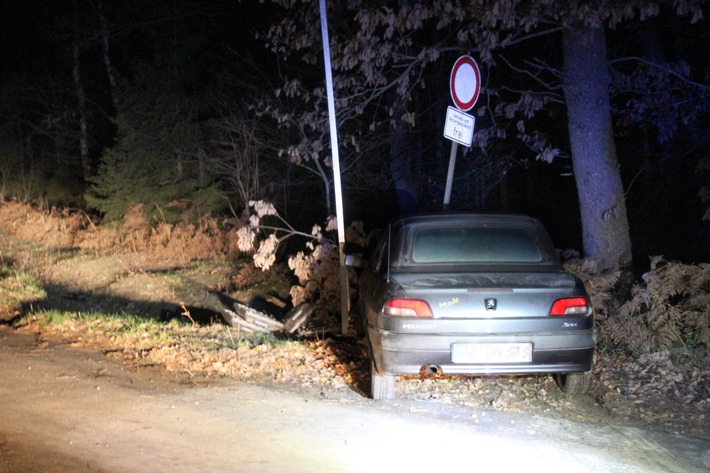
[556,371,592,394]
[370,360,396,400]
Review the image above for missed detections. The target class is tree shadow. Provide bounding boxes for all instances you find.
[13,281,227,327]
[4,269,374,399]
[323,333,371,397]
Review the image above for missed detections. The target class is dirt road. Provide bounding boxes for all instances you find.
[1,327,708,473]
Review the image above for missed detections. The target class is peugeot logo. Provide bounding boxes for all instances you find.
[485,298,497,311]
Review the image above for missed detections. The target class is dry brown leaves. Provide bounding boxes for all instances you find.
[15,317,366,393]
[595,350,709,433]
[0,201,241,265]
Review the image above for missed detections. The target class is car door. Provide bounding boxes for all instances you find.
[358,231,395,329]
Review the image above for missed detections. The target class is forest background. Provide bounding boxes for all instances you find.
[0,0,708,275]
[0,2,708,437]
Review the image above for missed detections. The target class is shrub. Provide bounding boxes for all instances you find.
[601,256,710,354]
[236,200,371,327]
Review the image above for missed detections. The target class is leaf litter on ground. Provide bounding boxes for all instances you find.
[0,201,707,441]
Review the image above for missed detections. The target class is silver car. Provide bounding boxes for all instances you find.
[349,213,595,400]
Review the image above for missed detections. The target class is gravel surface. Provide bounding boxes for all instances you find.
[13,315,709,442]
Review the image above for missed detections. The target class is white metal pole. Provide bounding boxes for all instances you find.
[319,0,350,334]
[443,141,458,211]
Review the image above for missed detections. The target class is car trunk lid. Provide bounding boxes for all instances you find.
[390,271,581,319]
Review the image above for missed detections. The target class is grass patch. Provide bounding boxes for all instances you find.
[0,264,46,317]
[19,307,276,354]
[20,309,178,348]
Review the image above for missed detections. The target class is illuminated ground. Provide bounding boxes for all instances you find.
[1,327,707,473]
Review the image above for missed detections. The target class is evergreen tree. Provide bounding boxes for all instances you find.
[86,59,219,222]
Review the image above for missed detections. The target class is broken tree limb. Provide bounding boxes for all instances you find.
[222,309,268,333]
[220,297,316,335]
[233,302,284,331]
[282,303,315,334]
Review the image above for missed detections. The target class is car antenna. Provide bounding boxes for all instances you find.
[386,223,391,283]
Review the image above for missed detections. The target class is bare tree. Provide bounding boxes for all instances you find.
[72,4,91,181]
[211,114,265,209]
[96,0,119,111]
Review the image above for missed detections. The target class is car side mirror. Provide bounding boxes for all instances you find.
[344,254,366,268]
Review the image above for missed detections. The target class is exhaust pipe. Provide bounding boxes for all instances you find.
[424,365,440,375]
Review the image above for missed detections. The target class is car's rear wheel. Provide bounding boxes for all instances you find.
[370,360,396,400]
[556,371,592,394]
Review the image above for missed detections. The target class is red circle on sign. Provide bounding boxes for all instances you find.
[450,55,481,112]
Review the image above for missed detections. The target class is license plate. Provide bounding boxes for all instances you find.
[451,343,532,363]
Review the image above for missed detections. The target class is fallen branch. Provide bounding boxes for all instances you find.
[221,301,315,335]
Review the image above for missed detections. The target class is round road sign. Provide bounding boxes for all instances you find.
[450,55,481,112]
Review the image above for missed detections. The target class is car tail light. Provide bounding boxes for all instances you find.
[549,297,588,316]
[383,299,433,318]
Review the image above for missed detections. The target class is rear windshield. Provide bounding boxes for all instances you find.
[411,226,543,264]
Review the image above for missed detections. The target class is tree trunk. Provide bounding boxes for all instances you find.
[97,0,119,111]
[563,23,632,270]
[72,7,91,181]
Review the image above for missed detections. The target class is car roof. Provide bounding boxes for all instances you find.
[392,212,542,226]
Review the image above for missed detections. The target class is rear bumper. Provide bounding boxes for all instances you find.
[368,327,596,376]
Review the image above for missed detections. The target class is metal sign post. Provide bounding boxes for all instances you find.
[443,55,481,211]
[443,141,458,211]
[319,0,350,335]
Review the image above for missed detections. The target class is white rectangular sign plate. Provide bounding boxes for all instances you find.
[443,106,475,147]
